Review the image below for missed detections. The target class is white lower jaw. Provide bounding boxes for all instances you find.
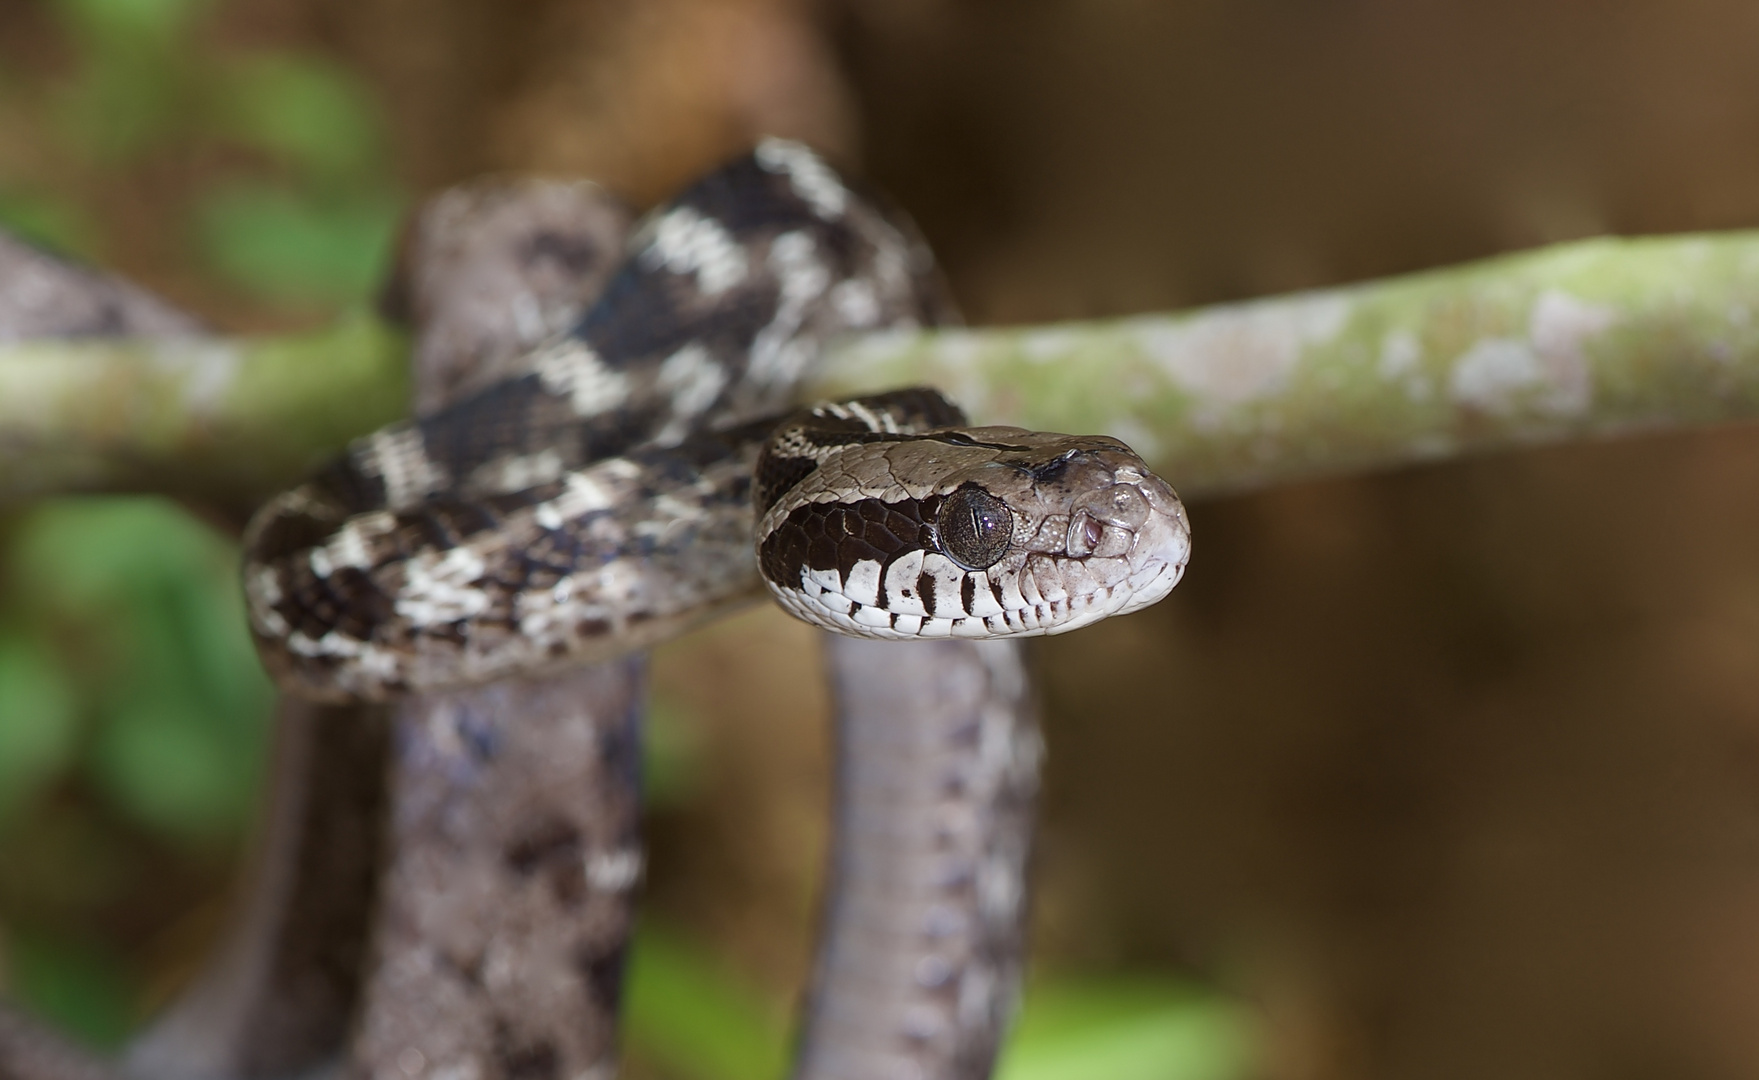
[771,576,1155,641]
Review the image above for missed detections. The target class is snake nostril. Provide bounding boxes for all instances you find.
[1076,483,1150,530]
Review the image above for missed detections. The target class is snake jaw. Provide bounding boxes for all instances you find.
[757,424,1192,642]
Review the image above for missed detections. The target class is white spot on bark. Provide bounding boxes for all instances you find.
[1449,290,1613,415]
[1134,292,1351,427]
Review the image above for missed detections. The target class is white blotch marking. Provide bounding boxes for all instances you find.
[891,613,923,635]
[532,338,630,416]
[532,463,630,530]
[396,547,491,626]
[995,570,1028,614]
[652,343,730,446]
[885,549,929,616]
[748,231,830,388]
[819,591,853,615]
[755,138,849,218]
[470,448,565,494]
[640,206,748,294]
[920,552,966,615]
[362,426,447,508]
[963,570,1004,618]
[803,566,843,595]
[585,849,644,892]
[853,603,892,629]
[844,559,883,606]
[830,278,880,326]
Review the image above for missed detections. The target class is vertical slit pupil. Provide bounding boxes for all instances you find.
[937,483,1012,570]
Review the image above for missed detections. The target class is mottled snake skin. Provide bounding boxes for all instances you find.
[243,140,1189,700]
[240,141,1192,1080]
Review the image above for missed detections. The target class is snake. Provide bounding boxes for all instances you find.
[238,140,1192,1075]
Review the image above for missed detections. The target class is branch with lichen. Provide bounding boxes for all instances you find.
[0,314,408,507]
[6,231,1759,505]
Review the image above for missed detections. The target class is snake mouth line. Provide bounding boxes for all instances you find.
[773,580,1135,640]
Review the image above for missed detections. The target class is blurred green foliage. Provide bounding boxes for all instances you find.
[0,0,403,306]
[0,497,274,1043]
[623,926,1261,1080]
[0,0,1261,1073]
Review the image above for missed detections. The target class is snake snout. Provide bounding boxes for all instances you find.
[1065,483,1149,558]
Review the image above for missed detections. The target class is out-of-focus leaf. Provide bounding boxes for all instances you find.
[88,696,249,842]
[8,498,272,845]
[0,636,78,822]
[997,979,1259,1080]
[46,0,206,163]
[209,54,383,181]
[52,47,187,161]
[13,499,229,615]
[3,931,133,1049]
[48,0,208,50]
[624,925,790,1080]
[642,692,707,808]
[0,192,99,259]
[192,182,402,303]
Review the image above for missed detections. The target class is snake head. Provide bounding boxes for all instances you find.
[756,421,1191,640]
[929,427,1192,633]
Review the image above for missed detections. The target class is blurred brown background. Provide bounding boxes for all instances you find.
[11,0,1759,1077]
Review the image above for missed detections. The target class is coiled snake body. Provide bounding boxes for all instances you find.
[241,141,1191,1074]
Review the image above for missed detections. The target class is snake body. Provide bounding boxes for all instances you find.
[239,141,1191,1080]
[243,140,1190,700]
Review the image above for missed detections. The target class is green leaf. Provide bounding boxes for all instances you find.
[88,695,252,842]
[8,498,272,843]
[0,635,79,822]
[51,47,187,162]
[208,54,384,181]
[48,0,208,50]
[12,498,232,617]
[0,191,100,259]
[998,980,1259,1080]
[624,926,790,1080]
[642,692,706,808]
[192,182,403,304]
[3,931,134,1049]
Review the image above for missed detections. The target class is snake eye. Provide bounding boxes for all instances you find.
[936,484,1013,570]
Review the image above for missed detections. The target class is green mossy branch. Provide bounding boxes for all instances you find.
[0,314,407,507]
[810,231,1759,496]
[6,232,1759,505]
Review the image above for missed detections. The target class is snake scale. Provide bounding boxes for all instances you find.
[241,140,1192,1078]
